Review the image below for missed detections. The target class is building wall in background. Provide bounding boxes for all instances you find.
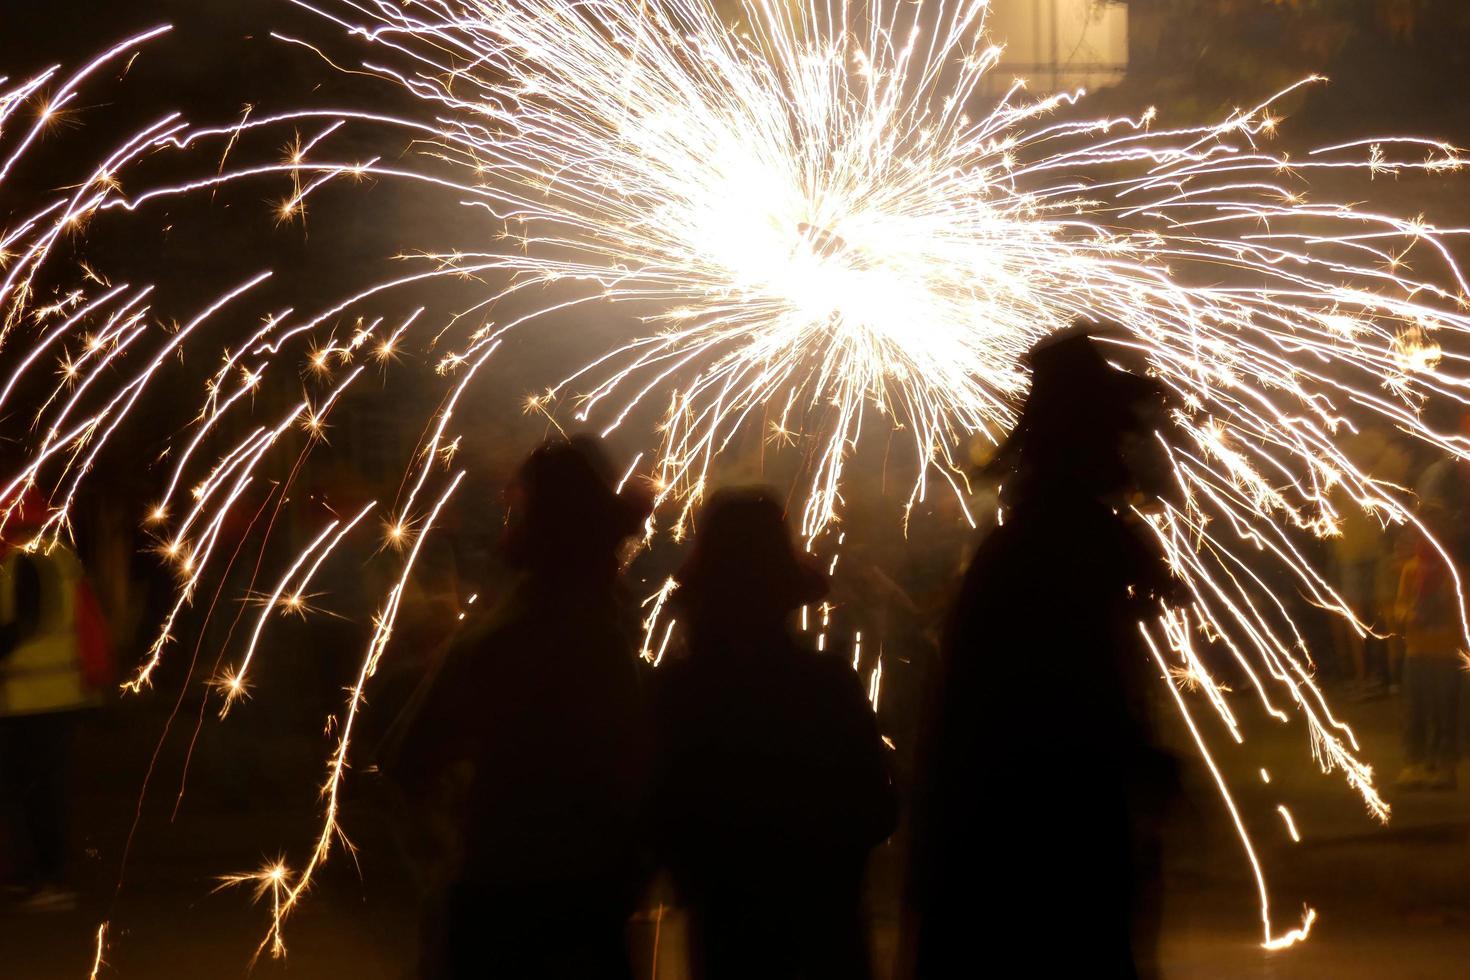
[982,0,1128,96]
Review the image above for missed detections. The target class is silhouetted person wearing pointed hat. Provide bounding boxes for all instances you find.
[653,488,897,980]
[399,435,653,979]
[903,325,1178,979]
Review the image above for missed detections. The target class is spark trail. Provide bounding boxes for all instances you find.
[3,0,1470,958]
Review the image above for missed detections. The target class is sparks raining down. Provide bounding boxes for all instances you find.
[4,0,1470,958]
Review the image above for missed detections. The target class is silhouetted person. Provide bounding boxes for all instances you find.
[654,488,897,980]
[0,488,114,911]
[397,436,653,979]
[903,327,1178,979]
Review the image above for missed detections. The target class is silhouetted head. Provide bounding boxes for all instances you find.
[675,487,828,634]
[988,322,1172,504]
[500,435,650,579]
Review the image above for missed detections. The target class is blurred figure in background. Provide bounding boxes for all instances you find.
[1329,426,1415,698]
[0,489,113,911]
[903,327,1179,979]
[1330,428,1389,696]
[655,488,896,980]
[395,436,653,979]
[1373,433,1415,694]
[1393,424,1470,792]
[1393,526,1461,790]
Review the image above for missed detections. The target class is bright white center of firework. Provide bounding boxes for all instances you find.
[676,145,982,378]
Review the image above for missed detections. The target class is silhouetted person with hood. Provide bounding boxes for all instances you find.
[399,436,653,979]
[903,326,1178,979]
[654,488,897,980]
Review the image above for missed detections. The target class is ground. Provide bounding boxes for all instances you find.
[2,679,1467,978]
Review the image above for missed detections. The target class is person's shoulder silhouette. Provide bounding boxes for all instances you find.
[401,435,653,980]
[654,487,894,980]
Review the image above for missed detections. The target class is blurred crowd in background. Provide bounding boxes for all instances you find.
[1328,412,1470,792]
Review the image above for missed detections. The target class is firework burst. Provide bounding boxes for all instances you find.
[4,0,1470,958]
